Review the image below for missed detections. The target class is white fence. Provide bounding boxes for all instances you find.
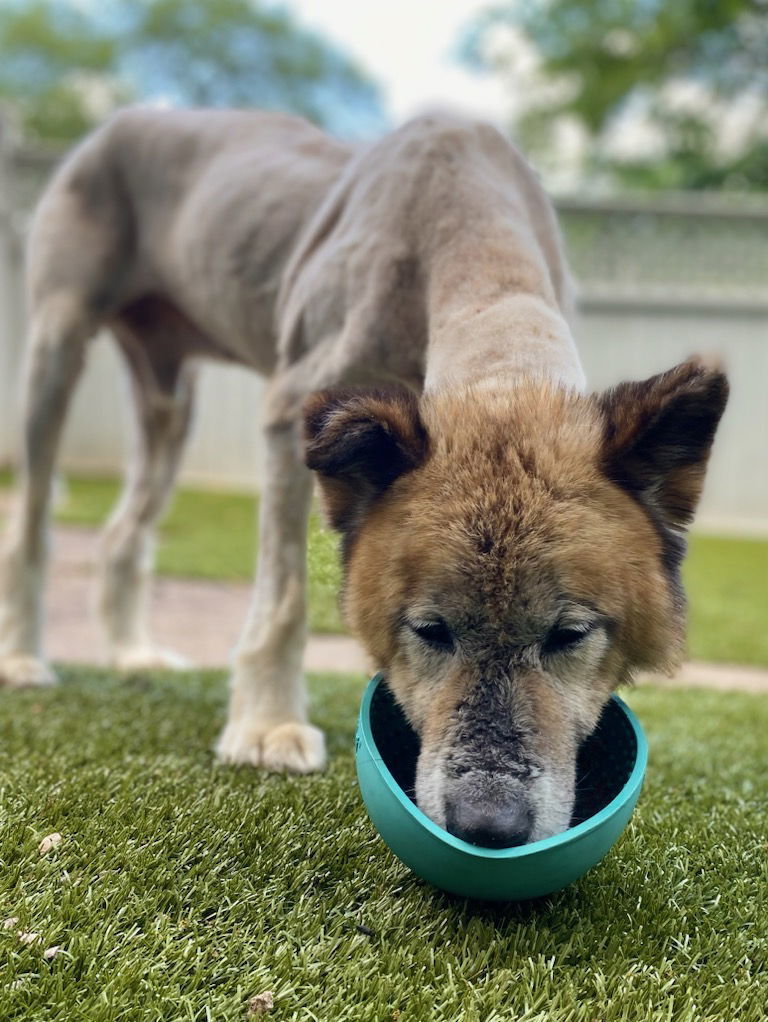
[1,129,767,533]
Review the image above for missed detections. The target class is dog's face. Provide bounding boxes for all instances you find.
[304,360,727,846]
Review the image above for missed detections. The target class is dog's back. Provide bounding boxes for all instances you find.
[270,111,583,423]
[27,107,352,370]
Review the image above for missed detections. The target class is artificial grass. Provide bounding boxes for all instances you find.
[1,669,766,1021]
[683,534,768,668]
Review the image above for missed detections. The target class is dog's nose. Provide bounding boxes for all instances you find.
[446,801,533,848]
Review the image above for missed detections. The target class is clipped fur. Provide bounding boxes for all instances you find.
[0,106,727,842]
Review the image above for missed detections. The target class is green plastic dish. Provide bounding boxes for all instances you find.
[355,673,647,901]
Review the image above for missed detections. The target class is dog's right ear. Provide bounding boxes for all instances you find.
[303,387,428,532]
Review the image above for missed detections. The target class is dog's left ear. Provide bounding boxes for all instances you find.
[303,387,428,532]
[597,357,729,532]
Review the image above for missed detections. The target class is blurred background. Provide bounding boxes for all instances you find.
[0,0,765,671]
[1,0,766,537]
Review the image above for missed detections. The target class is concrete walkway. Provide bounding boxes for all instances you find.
[9,522,768,692]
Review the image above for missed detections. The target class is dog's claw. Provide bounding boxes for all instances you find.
[215,721,326,773]
[0,655,58,688]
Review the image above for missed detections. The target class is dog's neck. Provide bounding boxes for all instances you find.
[417,196,584,394]
[424,293,584,394]
[423,263,585,395]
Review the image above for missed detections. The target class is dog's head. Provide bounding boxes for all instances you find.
[304,360,728,846]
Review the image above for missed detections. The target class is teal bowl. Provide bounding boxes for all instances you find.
[355,674,647,901]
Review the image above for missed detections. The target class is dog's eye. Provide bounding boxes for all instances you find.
[408,619,455,653]
[542,624,593,656]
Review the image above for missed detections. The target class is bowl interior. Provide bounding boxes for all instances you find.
[369,680,638,829]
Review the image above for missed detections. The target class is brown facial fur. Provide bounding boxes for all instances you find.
[304,360,728,843]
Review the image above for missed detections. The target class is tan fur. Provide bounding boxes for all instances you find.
[347,384,679,678]
[308,370,726,840]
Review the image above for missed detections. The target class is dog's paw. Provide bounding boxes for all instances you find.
[215,720,326,774]
[0,654,58,689]
[112,646,193,673]
[262,722,327,773]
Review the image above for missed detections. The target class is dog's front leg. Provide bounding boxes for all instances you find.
[215,420,324,773]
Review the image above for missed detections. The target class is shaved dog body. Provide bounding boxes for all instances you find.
[3,107,727,831]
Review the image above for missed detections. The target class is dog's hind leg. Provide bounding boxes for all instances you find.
[98,331,196,672]
[215,416,323,772]
[0,294,93,687]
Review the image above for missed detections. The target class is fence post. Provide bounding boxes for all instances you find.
[0,114,26,469]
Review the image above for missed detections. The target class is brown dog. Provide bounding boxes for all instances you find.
[305,367,727,843]
[0,108,727,845]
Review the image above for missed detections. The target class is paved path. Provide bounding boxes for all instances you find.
[6,520,768,692]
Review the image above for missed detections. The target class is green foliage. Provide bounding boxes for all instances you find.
[0,1,125,140]
[0,0,382,143]
[119,0,380,130]
[0,672,766,1019]
[463,0,768,190]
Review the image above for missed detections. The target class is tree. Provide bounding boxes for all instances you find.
[0,0,384,143]
[462,0,768,190]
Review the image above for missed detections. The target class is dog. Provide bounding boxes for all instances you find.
[0,108,727,846]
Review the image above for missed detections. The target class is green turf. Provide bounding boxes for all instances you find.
[1,472,767,661]
[683,534,768,667]
[0,670,765,1021]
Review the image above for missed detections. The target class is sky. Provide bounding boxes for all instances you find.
[293,0,511,129]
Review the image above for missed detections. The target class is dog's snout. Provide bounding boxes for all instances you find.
[446,800,533,849]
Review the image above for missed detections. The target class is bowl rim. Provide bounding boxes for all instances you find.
[357,672,648,860]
